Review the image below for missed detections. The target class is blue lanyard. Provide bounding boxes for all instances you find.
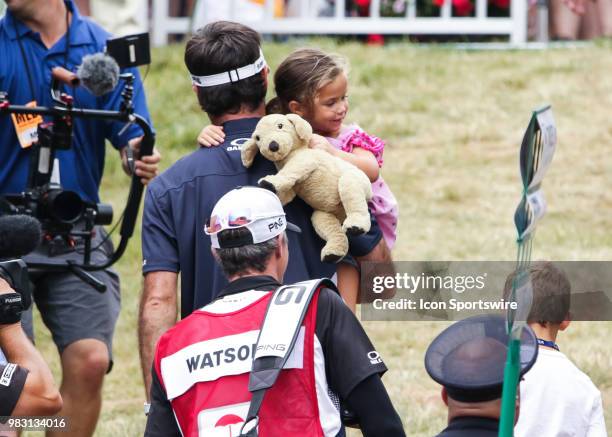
[537,338,559,351]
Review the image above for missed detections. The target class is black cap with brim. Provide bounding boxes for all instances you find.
[425,314,538,403]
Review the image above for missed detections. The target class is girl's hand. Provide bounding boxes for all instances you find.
[308,134,334,153]
[198,125,225,147]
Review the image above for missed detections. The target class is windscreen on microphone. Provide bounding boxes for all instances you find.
[77,53,120,97]
[0,215,42,259]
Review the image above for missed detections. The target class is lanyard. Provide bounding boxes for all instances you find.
[13,2,71,102]
[537,338,560,351]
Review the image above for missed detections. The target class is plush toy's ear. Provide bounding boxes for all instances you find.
[241,137,259,168]
[286,114,313,143]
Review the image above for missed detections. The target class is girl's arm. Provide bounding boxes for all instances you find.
[330,147,380,182]
[309,134,380,182]
[198,125,225,147]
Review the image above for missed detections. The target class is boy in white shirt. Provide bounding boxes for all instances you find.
[505,261,607,437]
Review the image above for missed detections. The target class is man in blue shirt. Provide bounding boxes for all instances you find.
[139,21,384,399]
[0,1,160,435]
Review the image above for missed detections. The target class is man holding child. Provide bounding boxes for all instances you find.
[138,21,385,398]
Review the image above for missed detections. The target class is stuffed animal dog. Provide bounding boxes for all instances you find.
[241,113,372,263]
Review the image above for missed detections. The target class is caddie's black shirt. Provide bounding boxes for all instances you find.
[142,118,381,318]
[145,275,389,436]
[0,361,29,416]
[436,416,499,436]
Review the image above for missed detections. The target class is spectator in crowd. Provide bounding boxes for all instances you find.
[505,262,607,437]
[425,314,538,436]
[74,0,146,35]
[90,0,146,35]
[191,0,284,29]
[550,0,612,39]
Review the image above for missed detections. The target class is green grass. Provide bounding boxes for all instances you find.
[24,40,612,436]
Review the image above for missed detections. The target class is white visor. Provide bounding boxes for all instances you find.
[205,186,301,249]
[191,49,267,88]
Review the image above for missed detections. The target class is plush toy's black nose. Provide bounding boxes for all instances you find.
[268,141,280,152]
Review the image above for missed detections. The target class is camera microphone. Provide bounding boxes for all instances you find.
[52,53,120,97]
[0,215,42,260]
[77,53,120,96]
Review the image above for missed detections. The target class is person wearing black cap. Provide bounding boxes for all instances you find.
[144,187,405,437]
[425,314,539,436]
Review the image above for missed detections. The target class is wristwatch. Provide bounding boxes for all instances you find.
[144,402,151,416]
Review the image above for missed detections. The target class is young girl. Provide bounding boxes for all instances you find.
[198,48,398,312]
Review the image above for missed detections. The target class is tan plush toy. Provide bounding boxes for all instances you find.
[241,113,372,263]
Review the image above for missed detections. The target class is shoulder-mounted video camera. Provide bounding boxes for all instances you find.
[0,33,154,292]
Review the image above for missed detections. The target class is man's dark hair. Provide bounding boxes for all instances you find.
[184,21,267,117]
[213,228,281,277]
[503,261,571,325]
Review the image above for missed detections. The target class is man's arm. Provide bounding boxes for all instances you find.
[347,212,386,260]
[101,63,161,184]
[144,366,181,437]
[140,186,181,399]
[119,137,161,185]
[316,288,404,435]
[586,391,607,437]
[345,374,405,436]
[0,279,62,416]
[138,271,178,400]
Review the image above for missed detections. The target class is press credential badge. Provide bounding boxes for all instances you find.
[11,101,43,148]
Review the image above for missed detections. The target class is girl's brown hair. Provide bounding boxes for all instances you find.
[266,48,348,114]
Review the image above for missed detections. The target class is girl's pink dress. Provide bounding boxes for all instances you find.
[327,124,398,249]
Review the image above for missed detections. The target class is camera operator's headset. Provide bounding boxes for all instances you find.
[238,278,357,437]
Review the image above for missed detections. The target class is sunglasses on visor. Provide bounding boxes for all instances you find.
[204,209,264,235]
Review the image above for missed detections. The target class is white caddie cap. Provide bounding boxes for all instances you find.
[205,186,301,249]
[190,49,267,88]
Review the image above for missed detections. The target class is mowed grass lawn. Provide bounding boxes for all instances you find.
[25,40,612,436]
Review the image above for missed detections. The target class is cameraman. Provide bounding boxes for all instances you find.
[0,277,62,418]
[0,1,160,436]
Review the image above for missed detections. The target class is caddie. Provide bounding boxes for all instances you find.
[144,186,405,437]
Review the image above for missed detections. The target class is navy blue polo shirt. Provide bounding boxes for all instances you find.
[0,0,151,203]
[142,117,380,317]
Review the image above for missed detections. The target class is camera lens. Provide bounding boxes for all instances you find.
[44,190,84,223]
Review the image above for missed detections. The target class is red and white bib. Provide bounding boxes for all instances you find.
[154,287,337,437]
